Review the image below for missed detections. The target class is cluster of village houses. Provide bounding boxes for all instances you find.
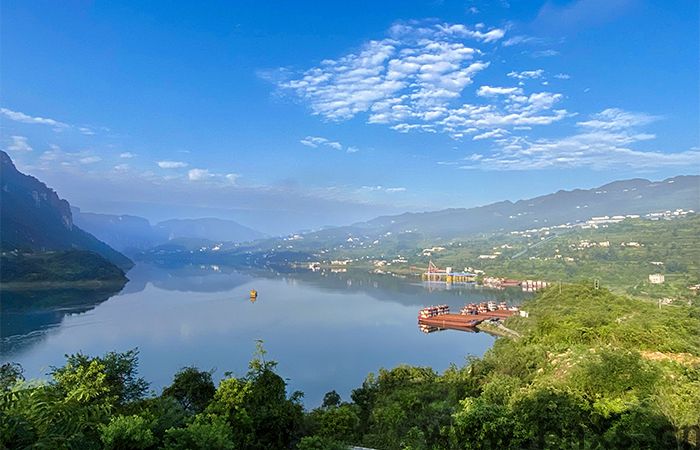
[303,210,698,290]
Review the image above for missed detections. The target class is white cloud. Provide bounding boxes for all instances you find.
[576,108,658,130]
[158,160,189,169]
[530,49,559,58]
[476,86,523,96]
[225,173,240,184]
[554,73,571,80]
[502,35,545,46]
[435,91,569,136]
[120,152,135,158]
[35,146,104,168]
[459,108,699,170]
[7,135,32,152]
[79,156,101,164]
[300,136,347,151]
[0,107,69,129]
[277,21,505,131]
[188,168,212,181]
[507,69,544,80]
[473,128,508,140]
[359,185,407,193]
[275,22,572,138]
[346,146,360,154]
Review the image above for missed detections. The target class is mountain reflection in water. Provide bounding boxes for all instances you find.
[1,263,529,406]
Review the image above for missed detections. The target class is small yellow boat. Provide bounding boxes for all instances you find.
[249,289,258,299]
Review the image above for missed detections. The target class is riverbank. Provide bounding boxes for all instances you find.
[0,278,127,291]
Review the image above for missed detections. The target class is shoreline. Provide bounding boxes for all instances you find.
[0,279,127,291]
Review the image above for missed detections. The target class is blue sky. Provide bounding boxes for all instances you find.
[1,0,698,234]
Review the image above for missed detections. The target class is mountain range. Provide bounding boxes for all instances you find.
[351,175,700,238]
[232,175,700,255]
[72,209,265,254]
[2,146,698,272]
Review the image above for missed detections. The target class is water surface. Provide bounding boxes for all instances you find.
[1,263,528,406]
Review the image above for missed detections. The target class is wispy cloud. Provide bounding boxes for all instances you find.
[188,168,212,181]
[186,168,238,184]
[459,108,699,170]
[7,135,33,152]
[79,156,102,164]
[300,136,359,153]
[473,128,508,140]
[576,108,658,130]
[157,160,189,169]
[0,107,69,129]
[507,69,544,80]
[502,35,546,47]
[33,145,104,168]
[359,185,407,193]
[529,49,559,58]
[300,136,343,150]
[0,107,105,137]
[120,152,135,158]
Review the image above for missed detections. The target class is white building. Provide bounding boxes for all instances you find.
[649,273,665,284]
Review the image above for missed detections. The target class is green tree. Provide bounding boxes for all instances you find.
[163,366,216,414]
[52,349,148,407]
[321,390,341,408]
[0,363,24,391]
[163,416,234,450]
[100,414,156,450]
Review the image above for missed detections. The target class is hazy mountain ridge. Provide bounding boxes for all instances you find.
[156,217,265,243]
[0,151,132,271]
[136,175,699,266]
[315,175,700,241]
[72,210,266,254]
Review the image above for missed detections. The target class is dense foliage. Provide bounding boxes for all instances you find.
[0,250,128,284]
[2,286,698,448]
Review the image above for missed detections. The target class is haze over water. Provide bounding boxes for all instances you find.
[1,264,529,406]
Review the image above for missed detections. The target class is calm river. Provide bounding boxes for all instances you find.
[1,263,529,406]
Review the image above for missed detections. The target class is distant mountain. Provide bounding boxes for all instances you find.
[245,175,700,252]
[72,209,266,254]
[155,218,265,243]
[353,175,700,238]
[0,151,132,271]
[72,207,164,254]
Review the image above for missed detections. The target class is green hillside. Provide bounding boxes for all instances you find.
[0,250,127,286]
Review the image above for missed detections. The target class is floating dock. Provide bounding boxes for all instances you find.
[418,303,518,333]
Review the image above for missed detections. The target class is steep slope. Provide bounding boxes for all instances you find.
[0,151,132,270]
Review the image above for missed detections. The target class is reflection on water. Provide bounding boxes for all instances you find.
[0,287,123,355]
[1,263,530,406]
